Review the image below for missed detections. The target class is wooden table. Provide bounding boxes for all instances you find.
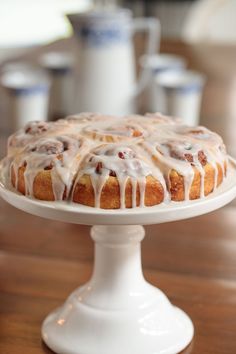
[1,38,236,354]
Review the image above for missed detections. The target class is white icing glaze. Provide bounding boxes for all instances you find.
[4,112,228,208]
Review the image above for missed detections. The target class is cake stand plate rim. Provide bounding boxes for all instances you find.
[0,157,236,225]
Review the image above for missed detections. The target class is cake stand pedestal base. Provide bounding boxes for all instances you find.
[42,225,194,354]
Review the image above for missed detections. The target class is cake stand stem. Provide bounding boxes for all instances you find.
[88,225,146,308]
[42,224,194,354]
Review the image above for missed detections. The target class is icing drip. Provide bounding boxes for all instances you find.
[138,176,146,207]
[11,135,88,200]
[77,144,158,208]
[143,125,225,201]
[118,175,129,209]
[3,112,228,208]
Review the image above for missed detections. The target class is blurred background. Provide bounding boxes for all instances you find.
[1,0,236,159]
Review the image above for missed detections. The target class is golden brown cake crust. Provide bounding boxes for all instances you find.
[11,165,67,201]
[73,175,164,209]
[169,162,225,201]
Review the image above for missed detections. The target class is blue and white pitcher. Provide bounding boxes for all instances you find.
[67,9,160,115]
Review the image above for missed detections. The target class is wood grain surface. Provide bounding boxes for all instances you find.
[1,38,236,354]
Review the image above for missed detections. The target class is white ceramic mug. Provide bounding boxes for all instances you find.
[140,54,186,112]
[1,66,50,131]
[155,70,206,126]
[40,52,75,121]
[67,9,160,115]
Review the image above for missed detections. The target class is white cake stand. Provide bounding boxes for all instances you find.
[1,160,236,354]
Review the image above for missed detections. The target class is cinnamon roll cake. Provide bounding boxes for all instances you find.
[3,112,228,209]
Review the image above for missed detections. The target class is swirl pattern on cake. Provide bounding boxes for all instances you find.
[4,112,227,209]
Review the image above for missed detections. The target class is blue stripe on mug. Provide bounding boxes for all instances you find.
[77,26,129,46]
[9,85,49,96]
[153,66,184,74]
[165,84,203,94]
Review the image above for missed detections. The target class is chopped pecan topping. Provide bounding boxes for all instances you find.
[118,149,136,159]
[198,150,207,166]
[109,170,116,177]
[25,121,49,135]
[44,165,53,171]
[95,162,103,174]
[132,130,143,137]
[184,153,193,163]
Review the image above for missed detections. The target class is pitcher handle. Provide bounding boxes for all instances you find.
[131,17,161,96]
